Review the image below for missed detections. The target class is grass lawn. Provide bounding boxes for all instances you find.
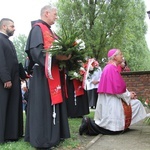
[0,111,95,150]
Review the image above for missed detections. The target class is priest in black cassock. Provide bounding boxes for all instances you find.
[0,18,23,143]
[24,5,70,149]
[65,75,90,118]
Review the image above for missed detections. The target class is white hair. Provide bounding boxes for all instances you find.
[40,5,57,17]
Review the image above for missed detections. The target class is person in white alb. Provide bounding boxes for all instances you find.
[85,58,102,109]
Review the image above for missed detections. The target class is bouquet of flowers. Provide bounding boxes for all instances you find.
[68,66,86,81]
[47,26,87,70]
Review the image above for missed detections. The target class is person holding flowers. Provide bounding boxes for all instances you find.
[48,25,89,118]
[24,5,70,149]
[79,49,147,136]
[84,58,102,109]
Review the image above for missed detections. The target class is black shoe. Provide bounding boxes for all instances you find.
[79,116,89,135]
[79,122,87,135]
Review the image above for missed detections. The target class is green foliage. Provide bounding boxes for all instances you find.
[56,0,150,71]
[0,139,35,150]
[68,69,84,81]
[13,34,27,64]
[46,25,87,71]
[145,117,150,125]
[138,98,150,125]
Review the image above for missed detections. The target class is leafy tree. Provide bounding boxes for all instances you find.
[118,0,150,71]
[13,34,27,65]
[56,0,150,70]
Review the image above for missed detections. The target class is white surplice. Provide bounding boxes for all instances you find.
[94,90,147,131]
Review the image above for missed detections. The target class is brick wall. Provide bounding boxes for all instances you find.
[121,71,150,100]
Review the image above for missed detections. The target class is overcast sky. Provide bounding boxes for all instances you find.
[0,0,149,48]
[0,0,56,36]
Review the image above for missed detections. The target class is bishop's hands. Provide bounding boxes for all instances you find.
[130,91,137,99]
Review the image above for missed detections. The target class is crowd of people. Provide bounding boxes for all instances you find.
[0,4,148,150]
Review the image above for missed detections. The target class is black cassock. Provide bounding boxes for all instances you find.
[24,20,70,149]
[0,33,23,143]
[65,77,90,118]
